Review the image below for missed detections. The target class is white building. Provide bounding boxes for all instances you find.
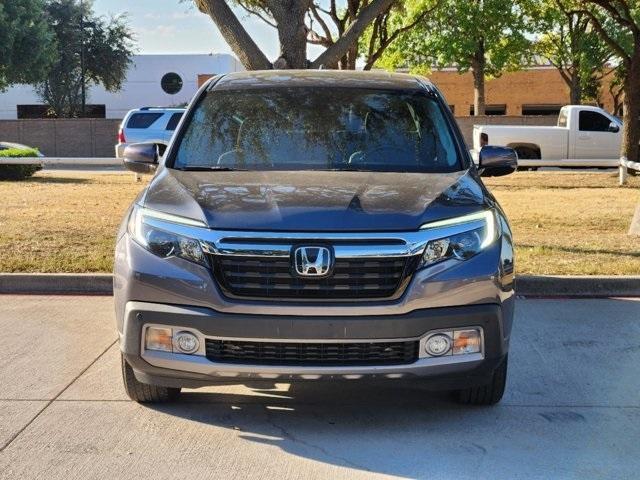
[0,53,243,120]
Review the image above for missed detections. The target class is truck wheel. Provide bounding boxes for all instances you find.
[121,354,181,403]
[514,147,540,171]
[455,356,508,406]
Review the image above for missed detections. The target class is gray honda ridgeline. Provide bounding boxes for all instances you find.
[116,70,518,405]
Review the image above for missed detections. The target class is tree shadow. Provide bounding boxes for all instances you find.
[140,297,640,477]
[519,243,640,258]
[28,176,92,185]
[147,381,481,477]
[491,183,628,190]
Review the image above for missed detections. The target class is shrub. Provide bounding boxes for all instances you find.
[0,148,43,180]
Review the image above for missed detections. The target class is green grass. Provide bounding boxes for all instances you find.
[485,172,640,275]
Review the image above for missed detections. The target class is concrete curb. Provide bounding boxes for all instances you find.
[0,273,639,297]
[0,274,113,295]
[516,275,640,298]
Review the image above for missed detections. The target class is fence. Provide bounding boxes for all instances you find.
[620,157,640,186]
[0,116,559,158]
[0,119,120,158]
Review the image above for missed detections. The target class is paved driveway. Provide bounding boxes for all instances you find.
[0,296,639,479]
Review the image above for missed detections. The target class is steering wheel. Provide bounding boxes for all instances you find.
[348,145,415,166]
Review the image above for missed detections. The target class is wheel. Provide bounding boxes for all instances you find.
[456,356,508,406]
[514,147,540,171]
[121,354,181,403]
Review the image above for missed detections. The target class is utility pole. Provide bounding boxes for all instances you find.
[80,0,86,117]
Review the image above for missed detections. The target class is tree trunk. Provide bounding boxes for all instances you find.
[269,0,311,69]
[471,41,486,116]
[311,0,395,69]
[346,45,358,70]
[569,71,582,105]
[197,0,271,70]
[621,53,640,163]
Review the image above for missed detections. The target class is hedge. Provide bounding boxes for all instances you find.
[0,148,43,180]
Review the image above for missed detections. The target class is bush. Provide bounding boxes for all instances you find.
[0,148,43,180]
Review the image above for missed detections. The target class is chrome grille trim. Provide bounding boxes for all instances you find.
[139,214,488,300]
[141,215,487,259]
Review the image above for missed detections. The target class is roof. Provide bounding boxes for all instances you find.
[210,70,433,91]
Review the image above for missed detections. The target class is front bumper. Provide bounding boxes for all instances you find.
[121,301,509,389]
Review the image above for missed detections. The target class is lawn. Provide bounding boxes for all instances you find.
[0,171,638,275]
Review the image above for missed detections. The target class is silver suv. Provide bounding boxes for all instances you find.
[115,107,185,158]
[116,70,517,405]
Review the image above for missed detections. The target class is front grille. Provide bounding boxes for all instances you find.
[205,339,419,366]
[212,255,418,300]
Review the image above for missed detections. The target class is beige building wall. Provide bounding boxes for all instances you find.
[200,67,619,117]
[428,66,617,116]
[0,119,120,157]
[0,116,556,156]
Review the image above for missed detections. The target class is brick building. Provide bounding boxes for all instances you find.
[198,65,619,118]
[427,66,619,117]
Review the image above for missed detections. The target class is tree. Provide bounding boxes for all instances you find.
[529,0,612,105]
[576,0,639,163]
[0,0,55,91]
[36,0,135,117]
[606,65,625,116]
[307,1,364,69]
[375,0,530,115]
[305,0,436,70]
[193,0,399,69]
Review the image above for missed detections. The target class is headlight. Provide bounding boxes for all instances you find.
[419,210,498,267]
[128,205,208,266]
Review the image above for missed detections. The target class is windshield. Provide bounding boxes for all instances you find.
[171,87,461,173]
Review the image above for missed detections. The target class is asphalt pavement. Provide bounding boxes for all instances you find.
[0,295,639,479]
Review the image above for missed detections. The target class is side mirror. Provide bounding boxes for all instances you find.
[478,146,517,177]
[608,122,620,133]
[123,143,159,174]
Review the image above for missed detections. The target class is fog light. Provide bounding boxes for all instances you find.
[174,331,199,354]
[453,329,481,355]
[425,333,452,356]
[145,327,172,352]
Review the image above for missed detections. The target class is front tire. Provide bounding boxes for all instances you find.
[121,354,181,403]
[456,356,508,406]
[514,147,540,171]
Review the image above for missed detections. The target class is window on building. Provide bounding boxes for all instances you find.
[522,104,562,116]
[469,104,506,116]
[197,74,216,88]
[17,104,106,119]
[17,105,51,118]
[579,111,612,132]
[127,113,163,129]
[161,72,183,95]
[166,112,184,131]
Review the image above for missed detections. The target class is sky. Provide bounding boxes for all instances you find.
[93,0,323,60]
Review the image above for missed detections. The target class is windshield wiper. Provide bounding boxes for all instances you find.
[318,167,377,172]
[176,166,247,171]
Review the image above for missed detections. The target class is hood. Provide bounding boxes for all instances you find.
[143,169,487,232]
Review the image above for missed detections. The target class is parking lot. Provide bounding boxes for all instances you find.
[0,295,639,479]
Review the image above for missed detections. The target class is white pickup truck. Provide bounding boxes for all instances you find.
[473,105,622,168]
